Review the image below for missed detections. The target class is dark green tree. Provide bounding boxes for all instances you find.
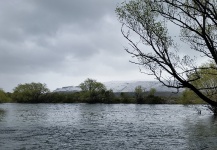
[149,88,156,97]
[99,89,115,103]
[13,82,50,103]
[180,89,204,104]
[79,78,106,92]
[116,0,217,113]
[146,88,165,104]
[182,62,217,106]
[0,89,11,103]
[79,78,107,103]
[135,85,145,103]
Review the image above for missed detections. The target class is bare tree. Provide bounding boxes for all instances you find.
[116,0,217,109]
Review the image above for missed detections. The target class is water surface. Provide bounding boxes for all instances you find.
[0,104,216,149]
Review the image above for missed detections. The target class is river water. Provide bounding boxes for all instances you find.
[0,104,217,150]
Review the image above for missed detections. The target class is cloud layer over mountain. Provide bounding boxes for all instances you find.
[0,0,156,92]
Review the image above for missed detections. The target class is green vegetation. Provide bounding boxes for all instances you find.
[79,78,114,103]
[0,89,11,103]
[178,89,205,105]
[116,0,217,114]
[178,62,217,107]
[0,78,210,104]
[134,87,166,104]
[13,82,50,103]
[135,86,145,104]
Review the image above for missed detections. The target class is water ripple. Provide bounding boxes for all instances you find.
[0,104,216,149]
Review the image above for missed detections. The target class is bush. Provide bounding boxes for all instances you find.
[0,89,11,103]
[13,82,50,103]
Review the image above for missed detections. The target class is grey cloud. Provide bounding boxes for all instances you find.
[0,0,146,92]
[0,0,118,43]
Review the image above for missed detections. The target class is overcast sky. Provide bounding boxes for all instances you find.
[0,0,160,92]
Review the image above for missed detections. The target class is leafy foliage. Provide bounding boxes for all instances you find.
[0,89,11,103]
[180,89,204,104]
[181,62,217,104]
[79,78,113,103]
[134,86,145,103]
[0,80,178,104]
[13,82,50,103]
[79,78,106,92]
[116,0,217,110]
[188,62,217,100]
[149,88,156,96]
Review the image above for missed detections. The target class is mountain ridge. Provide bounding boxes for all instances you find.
[54,80,183,93]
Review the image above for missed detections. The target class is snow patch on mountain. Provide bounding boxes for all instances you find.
[54,86,81,92]
[53,81,180,93]
[104,81,178,92]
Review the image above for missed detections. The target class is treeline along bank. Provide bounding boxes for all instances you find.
[0,78,204,104]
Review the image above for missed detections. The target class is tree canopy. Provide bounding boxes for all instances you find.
[181,62,217,107]
[79,78,108,103]
[13,82,50,103]
[116,0,217,110]
[188,62,217,100]
[79,78,106,92]
[134,85,145,103]
[0,89,11,103]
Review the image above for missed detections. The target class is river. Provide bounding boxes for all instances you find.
[0,104,216,149]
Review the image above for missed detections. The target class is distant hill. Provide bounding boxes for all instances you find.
[54,80,183,93]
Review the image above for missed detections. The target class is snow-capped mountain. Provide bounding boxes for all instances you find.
[53,81,180,93]
[104,81,178,92]
[54,86,81,92]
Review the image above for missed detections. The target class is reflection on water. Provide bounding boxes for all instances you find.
[0,108,5,121]
[185,115,217,149]
[0,104,216,149]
